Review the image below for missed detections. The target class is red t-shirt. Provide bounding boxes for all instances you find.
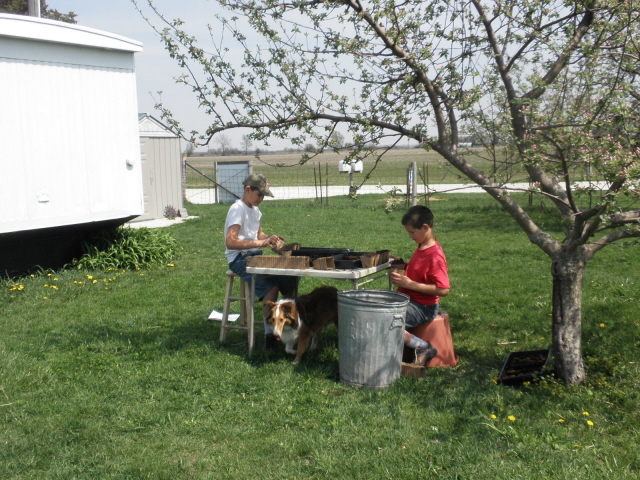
[398,241,449,306]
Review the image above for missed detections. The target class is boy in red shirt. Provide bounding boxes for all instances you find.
[390,206,450,365]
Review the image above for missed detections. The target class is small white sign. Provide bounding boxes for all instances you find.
[208,309,240,322]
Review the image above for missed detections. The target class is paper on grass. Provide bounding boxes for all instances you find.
[208,309,240,322]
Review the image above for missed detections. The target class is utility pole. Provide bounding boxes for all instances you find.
[28,0,41,18]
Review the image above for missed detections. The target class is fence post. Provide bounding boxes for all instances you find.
[411,161,417,207]
[318,162,323,205]
[326,162,329,206]
[214,161,219,204]
[424,161,430,207]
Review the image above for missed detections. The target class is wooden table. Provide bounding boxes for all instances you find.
[243,262,392,353]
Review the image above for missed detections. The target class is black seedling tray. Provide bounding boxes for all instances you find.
[291,247,351,260]
[333,253,362,269]
[499,349,551,386]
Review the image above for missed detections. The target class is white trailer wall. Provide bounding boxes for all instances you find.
[0,14,144,234]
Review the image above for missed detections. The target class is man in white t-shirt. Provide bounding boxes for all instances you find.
[224,173,297,351]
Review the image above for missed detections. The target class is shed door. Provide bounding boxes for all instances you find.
[137,136,156,221]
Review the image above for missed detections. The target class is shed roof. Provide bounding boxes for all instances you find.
[138,113,179,138]
[0,13,142,52]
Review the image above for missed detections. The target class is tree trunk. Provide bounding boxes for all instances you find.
[551,250,587,384]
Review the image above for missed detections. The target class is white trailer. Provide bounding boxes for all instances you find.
[0,14,144,275]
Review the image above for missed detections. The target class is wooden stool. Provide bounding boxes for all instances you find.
[219,270,260,354]
[403,311,458,367]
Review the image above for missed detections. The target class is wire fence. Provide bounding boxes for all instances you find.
[184,149,479,204]
[184,149,597,204]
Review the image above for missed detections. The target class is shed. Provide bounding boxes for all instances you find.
[135,113,186,222]
[0,14,144,276]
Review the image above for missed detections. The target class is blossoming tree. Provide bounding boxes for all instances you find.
[137,0,640,384]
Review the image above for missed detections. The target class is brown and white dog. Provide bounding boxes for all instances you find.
[265,285,339,363]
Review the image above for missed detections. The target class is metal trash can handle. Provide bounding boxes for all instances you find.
[390,314,404,330]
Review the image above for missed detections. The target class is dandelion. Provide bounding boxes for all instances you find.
[92,280,98,284]
[599,323,605,328]
[582,411,590,416]
[558,419,565,423]
[167,263,175,267]
[508,415,516,422]
[587,420,594,426]
[87,275,93,280]
[490,414,497,419]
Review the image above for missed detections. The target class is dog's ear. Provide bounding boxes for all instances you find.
[283,303,299,328]
[264,301,276,308]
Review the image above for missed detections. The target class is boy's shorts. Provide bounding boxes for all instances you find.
[228,252,298,301]
[404,301,439,329]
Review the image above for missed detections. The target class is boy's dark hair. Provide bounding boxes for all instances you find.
[401,205,434,229]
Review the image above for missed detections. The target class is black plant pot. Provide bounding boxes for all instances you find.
[499,349,551,386]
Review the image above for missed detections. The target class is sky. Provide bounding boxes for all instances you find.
[51,0,288,152]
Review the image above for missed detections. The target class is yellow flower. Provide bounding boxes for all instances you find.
[490,414,497,419]
[599,323,605,328]
[558,419,565,423]
[508,416,516,422]
[92,280,98,284]
[167,263,175,267]
[587,420,594,426]
[87,275,93,280]
[582,411,590,416]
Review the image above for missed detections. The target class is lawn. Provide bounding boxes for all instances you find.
[1,194,639,479]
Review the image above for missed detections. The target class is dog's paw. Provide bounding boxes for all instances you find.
[291,359,300,365]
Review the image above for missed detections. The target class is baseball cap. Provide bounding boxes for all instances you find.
[243,173,273,197]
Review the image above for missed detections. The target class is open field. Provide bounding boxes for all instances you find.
[2,194,639,479]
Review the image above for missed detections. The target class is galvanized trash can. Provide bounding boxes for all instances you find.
[337,290,409,390]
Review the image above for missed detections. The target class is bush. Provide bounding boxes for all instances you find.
[68,227,180,271]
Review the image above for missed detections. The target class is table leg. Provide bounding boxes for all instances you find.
[248,274,256,355]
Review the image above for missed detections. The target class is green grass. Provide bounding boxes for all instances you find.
[2,194,639,479]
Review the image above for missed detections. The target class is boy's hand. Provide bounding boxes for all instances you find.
[262,235,280,247]
[389,271,409,288]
